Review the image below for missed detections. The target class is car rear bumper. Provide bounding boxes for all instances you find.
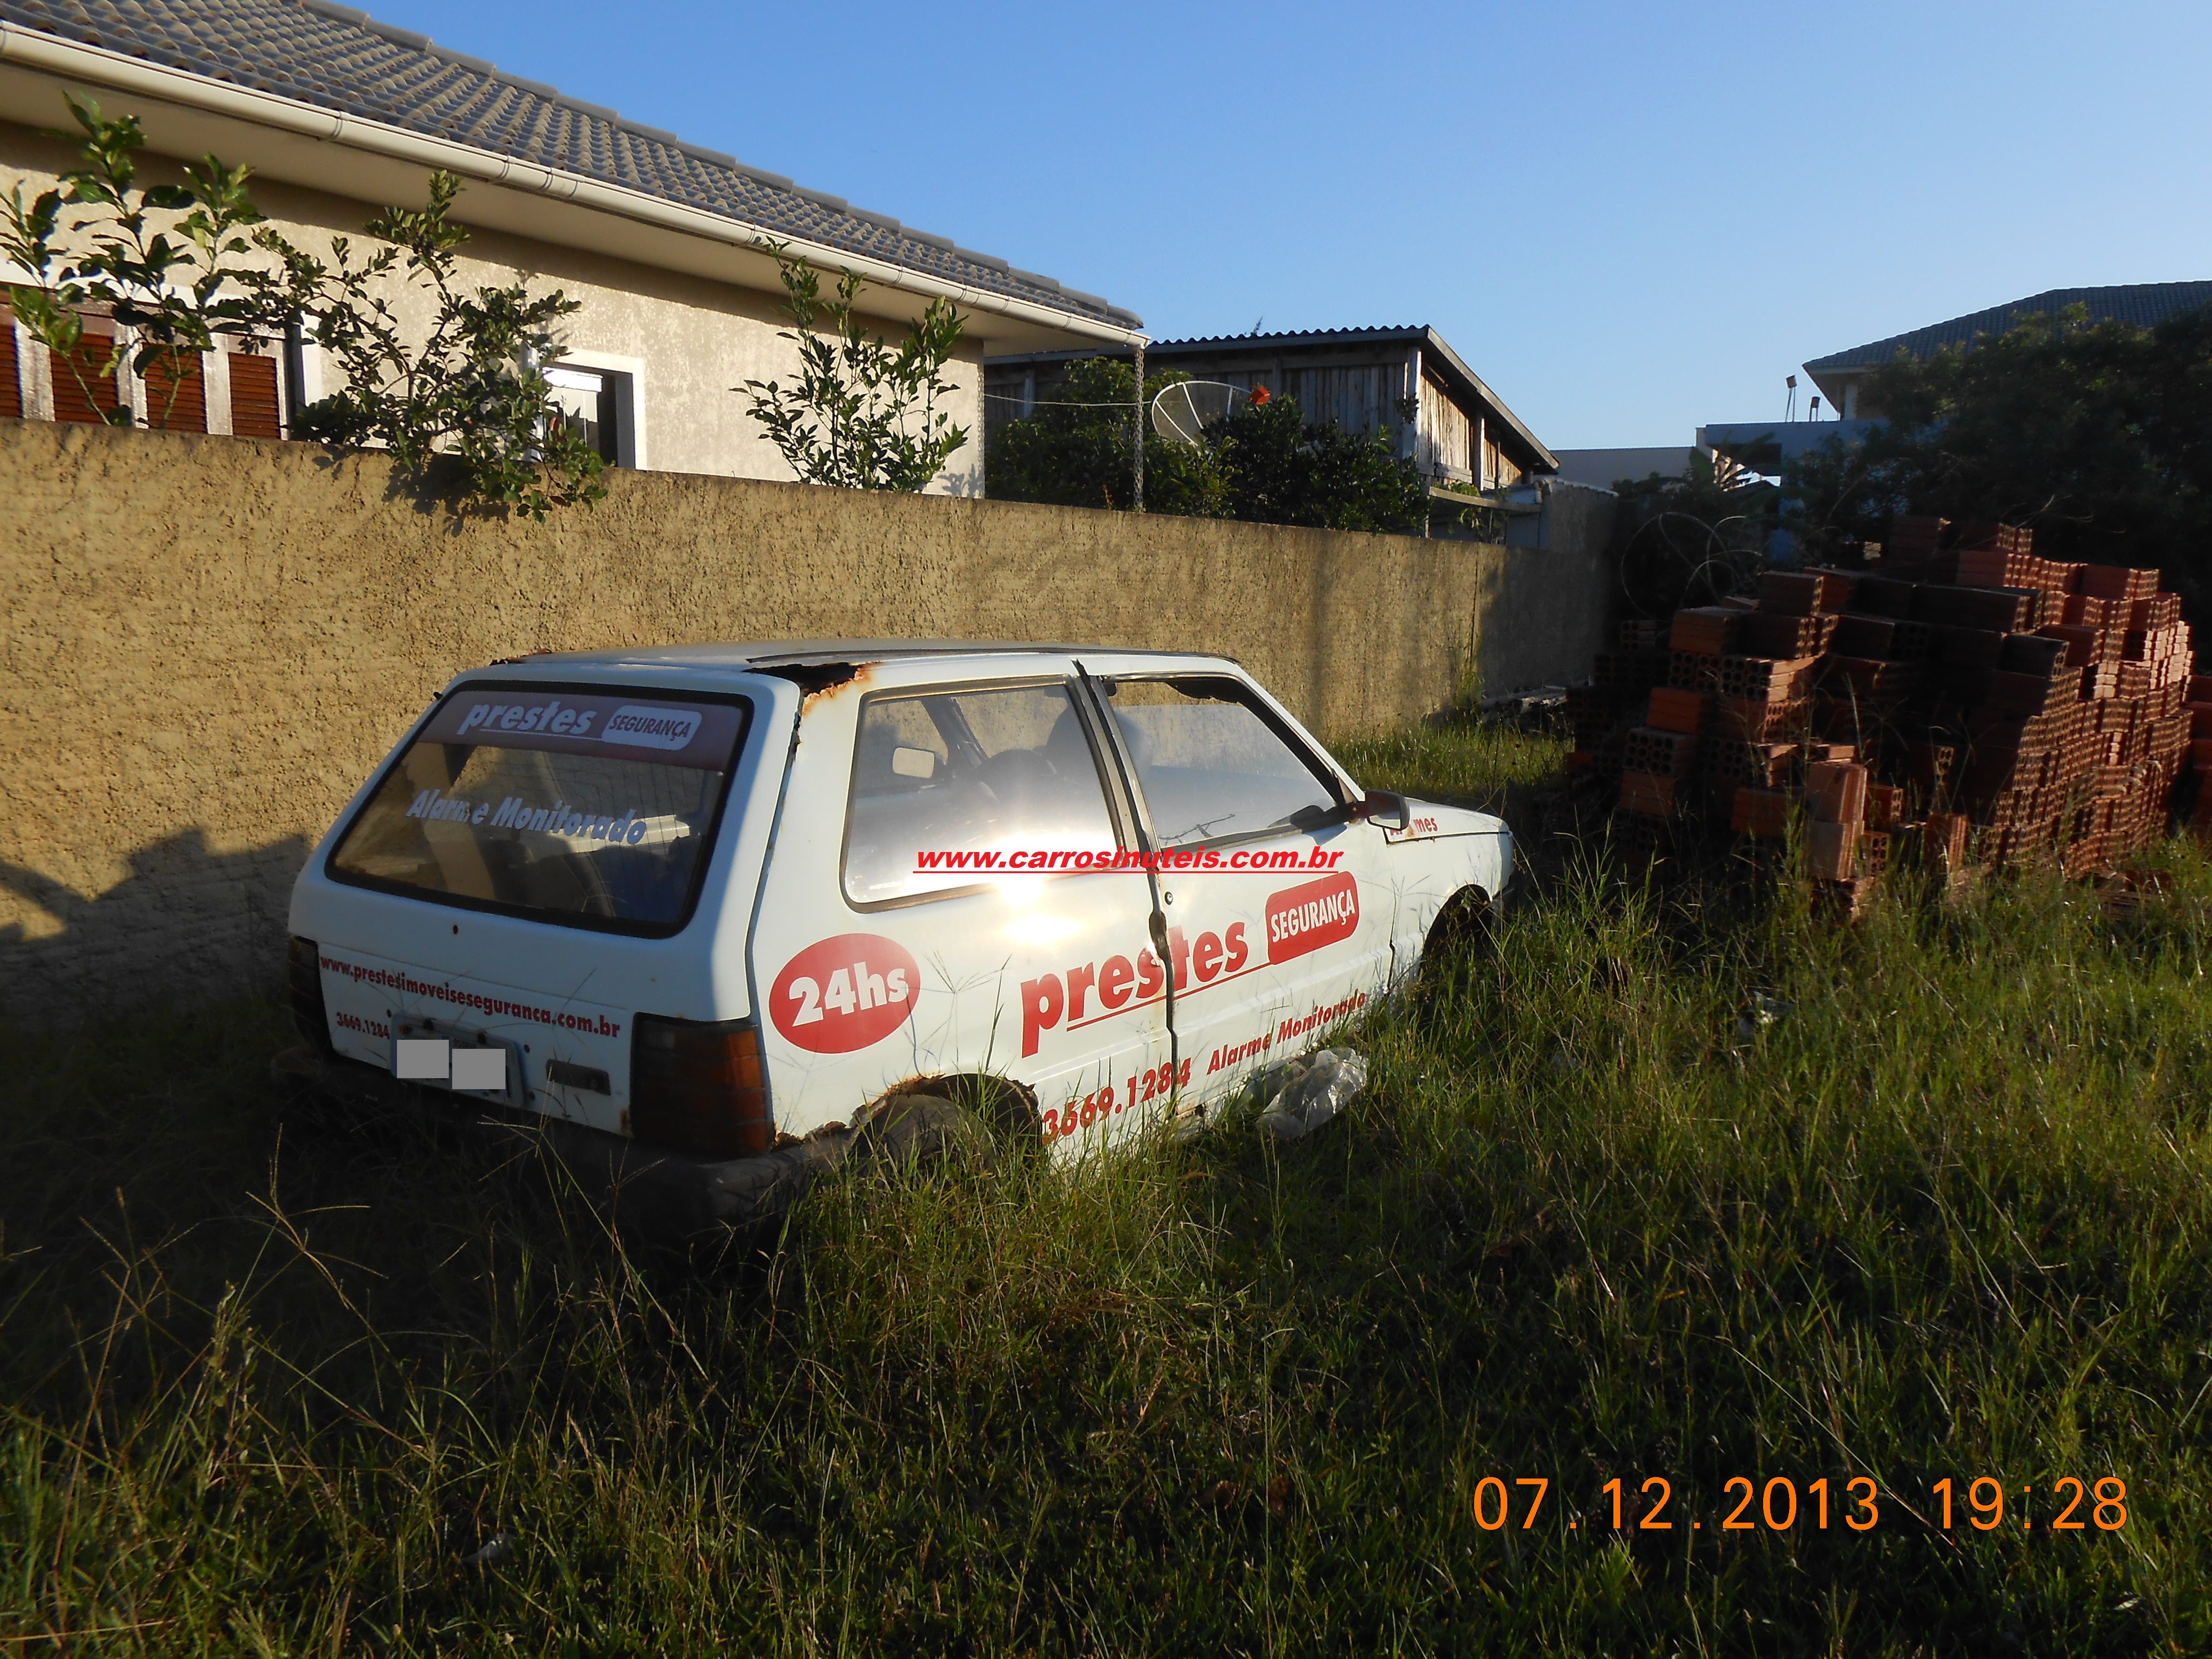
[274,1047,853,1240]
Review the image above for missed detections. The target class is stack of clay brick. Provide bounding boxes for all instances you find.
[1566,518,2201,909]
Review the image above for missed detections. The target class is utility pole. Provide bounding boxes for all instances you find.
[1132,339,1145,512]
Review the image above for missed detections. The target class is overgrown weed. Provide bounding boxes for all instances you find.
[2,739,2208,1653]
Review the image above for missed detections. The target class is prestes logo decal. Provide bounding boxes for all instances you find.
[770,934,921,1054]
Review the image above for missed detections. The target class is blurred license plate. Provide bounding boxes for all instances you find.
[390,1015,526,1107]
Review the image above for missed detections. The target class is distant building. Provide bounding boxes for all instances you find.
[1805,282,2212,419]
[1550,446,1707,489]
[1703,281,2212,475]
[984,325,1555,493]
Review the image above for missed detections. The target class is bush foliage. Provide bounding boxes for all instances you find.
[989,359,1434,533]
[1789,301,2212,609]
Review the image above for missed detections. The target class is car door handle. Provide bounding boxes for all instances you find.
[1149,910,1169,952]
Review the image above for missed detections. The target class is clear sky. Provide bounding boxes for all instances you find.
[350,0,2212,452]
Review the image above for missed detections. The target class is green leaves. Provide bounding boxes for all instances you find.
[986,356,1226,515]
[258,171,605,518]
[10,94,601,517]
[739,244,971,492]
[1787,301,2212,610]
[0,94,280,428]
[989,363,1432,532]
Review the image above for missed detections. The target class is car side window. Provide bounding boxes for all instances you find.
[1102,676,1341,847]
[844,681,1120,903]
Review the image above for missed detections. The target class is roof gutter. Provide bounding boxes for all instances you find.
[0,20,1147,349]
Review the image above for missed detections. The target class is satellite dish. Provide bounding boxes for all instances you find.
[1150,380,1248,446]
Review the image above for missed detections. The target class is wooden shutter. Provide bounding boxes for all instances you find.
[228,350,281,438]
[142,350,208,432]
[50,334,124,424]
[0,308,18,421]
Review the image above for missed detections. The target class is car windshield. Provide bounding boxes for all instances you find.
[329,687,748,932]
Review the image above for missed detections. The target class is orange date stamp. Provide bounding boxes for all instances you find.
[1468,1476,2130,1533]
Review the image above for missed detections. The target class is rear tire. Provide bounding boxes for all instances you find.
[858,1093,988,1167]
[858,1076,1043,1169]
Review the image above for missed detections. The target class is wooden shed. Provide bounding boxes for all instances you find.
[984,325,1555,492]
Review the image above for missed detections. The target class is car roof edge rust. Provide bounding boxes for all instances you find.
[763,660,878,712]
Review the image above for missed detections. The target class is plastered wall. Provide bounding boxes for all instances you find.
[0,419,1614,1026]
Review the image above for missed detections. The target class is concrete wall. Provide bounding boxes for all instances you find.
[0,117,986,493]
[0,419,1614,1027]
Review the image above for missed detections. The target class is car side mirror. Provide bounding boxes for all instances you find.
[1353,790,1410,832]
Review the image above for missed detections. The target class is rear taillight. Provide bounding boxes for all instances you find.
[629,1015,771,1157]
[288,936,335,1054]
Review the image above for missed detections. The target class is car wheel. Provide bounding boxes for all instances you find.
[859,1076,1043,1169]
[858,1092,988,1167]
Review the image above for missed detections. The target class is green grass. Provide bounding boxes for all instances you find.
[1332,719,1567,812]
[4,727,2210,1655]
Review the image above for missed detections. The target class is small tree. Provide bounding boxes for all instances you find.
[986,355,1228,514]
[3,95,270,429]
[250,171,605,519]
[5,94,602,518]
[739,246,969,491]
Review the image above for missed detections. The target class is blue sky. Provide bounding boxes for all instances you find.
[355,0,2212,451]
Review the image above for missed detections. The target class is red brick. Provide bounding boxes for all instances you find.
[1808,819,1859,880]
[1731,788,1791,838]
[1619,770,1677,817]
[1647,687,1708,735]
[1806,760,1869,825]
[1669,607,1740,656]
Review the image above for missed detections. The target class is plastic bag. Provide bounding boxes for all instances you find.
[1255,1047,1368,1142]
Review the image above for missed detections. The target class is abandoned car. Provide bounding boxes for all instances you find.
[285,643,1512,1233]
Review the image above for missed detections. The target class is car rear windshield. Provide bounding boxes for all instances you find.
[328,686,750,933]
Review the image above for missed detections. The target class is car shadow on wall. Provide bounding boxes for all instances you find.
[0,829,313,1027]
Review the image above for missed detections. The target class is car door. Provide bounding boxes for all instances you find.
[749,666,1174,1151]
[1076,662,1397,1114]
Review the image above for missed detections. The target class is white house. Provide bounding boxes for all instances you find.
[0,0,1146,492]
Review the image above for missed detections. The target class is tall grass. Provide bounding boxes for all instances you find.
[3,732,2208,1654]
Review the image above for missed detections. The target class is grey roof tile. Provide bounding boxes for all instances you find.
[1807,282,2212,373]
[0,0,1140,329]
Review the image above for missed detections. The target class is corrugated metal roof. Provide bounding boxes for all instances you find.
[1146,325,1425,349]
[0,0,1140,328]
[1806,282,2212,373]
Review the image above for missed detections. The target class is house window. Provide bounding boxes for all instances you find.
[49,331,126,425]
[228,349,283,438]
[142,349,207,432]
[0,308,19,420]
[546,364,625,463]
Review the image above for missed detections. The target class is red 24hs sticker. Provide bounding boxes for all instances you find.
[771,935,922,1054]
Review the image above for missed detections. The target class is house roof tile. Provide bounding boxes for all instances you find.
[0,0,1141,328]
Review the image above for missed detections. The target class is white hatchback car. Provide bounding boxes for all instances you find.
[287,643,1511,1234]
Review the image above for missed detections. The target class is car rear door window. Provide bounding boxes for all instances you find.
[844,681,1119,903]
[1100,676,1341,847]
[328,687,748,933]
